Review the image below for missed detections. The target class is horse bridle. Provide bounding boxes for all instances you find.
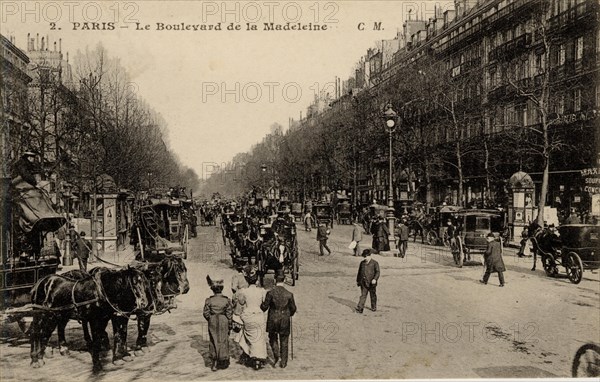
[94,270,148,318]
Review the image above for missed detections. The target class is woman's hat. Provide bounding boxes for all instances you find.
[206,275,224,288]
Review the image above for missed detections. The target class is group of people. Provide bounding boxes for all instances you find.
[203,265,297,372]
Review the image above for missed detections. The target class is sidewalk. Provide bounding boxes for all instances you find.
[58,245,137,274]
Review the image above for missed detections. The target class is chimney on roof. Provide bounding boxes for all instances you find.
[36,33,39,50]
[59,38,62,53]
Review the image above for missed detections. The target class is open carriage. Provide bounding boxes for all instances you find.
[257,220,299,286]
[550,224,600,284]
[1,179,66,324]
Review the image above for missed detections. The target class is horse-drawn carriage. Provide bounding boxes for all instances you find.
[1,179,66,314]
[199,202,217,226]
[423,205,463,246]
[291,202,303,222]
[312,203,334,228]
[133,196,189,260]
[336,201,353,225]
[448,209,507,267]
[257,219,299,286]
[543,224,600,284]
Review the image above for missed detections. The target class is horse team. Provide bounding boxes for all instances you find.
[29,254,190,373]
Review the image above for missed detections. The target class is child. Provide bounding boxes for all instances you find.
[203,276,233,371]
[480,233,506,287]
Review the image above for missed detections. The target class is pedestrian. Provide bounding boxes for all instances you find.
[351,222,363,256]
[233,265,268,370]
[398,218,409,258]
[372,217,389,254]
[74,231,91,272]
[316,223,331,256]
[204,276,233,371]
[260,269,297,369]
[303,211,313,231]
[355,249,380,313]
[480,233,506,287]
[516,227,529,257]
[231,263,249,325]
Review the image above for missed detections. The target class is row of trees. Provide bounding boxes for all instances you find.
[202,1,596,225]
[7,43,200,202]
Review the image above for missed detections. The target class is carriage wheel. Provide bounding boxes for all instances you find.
[426,231,438,246]
[442,232,451,248]
[565,252,584,284]
[542,254,558,277]
[572,342,600,377]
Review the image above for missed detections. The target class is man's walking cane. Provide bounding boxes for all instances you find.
[290,316,294,360]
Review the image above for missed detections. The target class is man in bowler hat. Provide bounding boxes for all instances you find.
[261,269,297,368]
[355,249,380,313]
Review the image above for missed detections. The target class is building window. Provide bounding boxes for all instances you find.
[574,89,581,111]
[559,44,566,66]
[575,36,584,60]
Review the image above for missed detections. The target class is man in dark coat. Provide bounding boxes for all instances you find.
[12,151,40,186]
[260,270,297,368]
[74,231,91,272]
[480,233,506,287]
[355,249,380,313]
[397,219,410,258]
[316,223,331,256]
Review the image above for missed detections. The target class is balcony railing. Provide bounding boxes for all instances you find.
[549,0,599,30]
[489,33,532,62]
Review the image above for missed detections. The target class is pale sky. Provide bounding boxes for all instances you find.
[1,0,453,179]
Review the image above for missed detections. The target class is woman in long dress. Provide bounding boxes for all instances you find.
[203,276,233,371]
[233,266,268,369]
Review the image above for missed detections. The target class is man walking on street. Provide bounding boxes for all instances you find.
[480,233,506,287]
[260,270,297,368]
[351,222,362,256]
[74,231,91,272]
[316,223,331,256]
[398,218,409,258]
[355,249,380,313]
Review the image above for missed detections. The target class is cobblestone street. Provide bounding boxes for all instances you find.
[1,223,598,381]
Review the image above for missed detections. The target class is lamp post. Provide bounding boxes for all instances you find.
[382,104,400,256]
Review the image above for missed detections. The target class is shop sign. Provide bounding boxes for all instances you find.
[582,158,600,194]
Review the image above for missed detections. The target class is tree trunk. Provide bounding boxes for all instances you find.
[456,140,464,207]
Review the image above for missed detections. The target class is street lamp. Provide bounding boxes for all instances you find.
[383,104,400,256]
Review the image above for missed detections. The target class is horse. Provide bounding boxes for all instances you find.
[240,217,262,266]
[530,227,562,273]
[406,217,426,244]
[132,254,190,354]
[30,266,151,373]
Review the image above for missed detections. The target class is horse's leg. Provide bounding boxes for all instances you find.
[81,319,93,350]
[56,314,70,355]
[135,314,151,355]
[89,318,108,373]
[30,312,46,368]
[111,316,131,365]
[531,250,537,271]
